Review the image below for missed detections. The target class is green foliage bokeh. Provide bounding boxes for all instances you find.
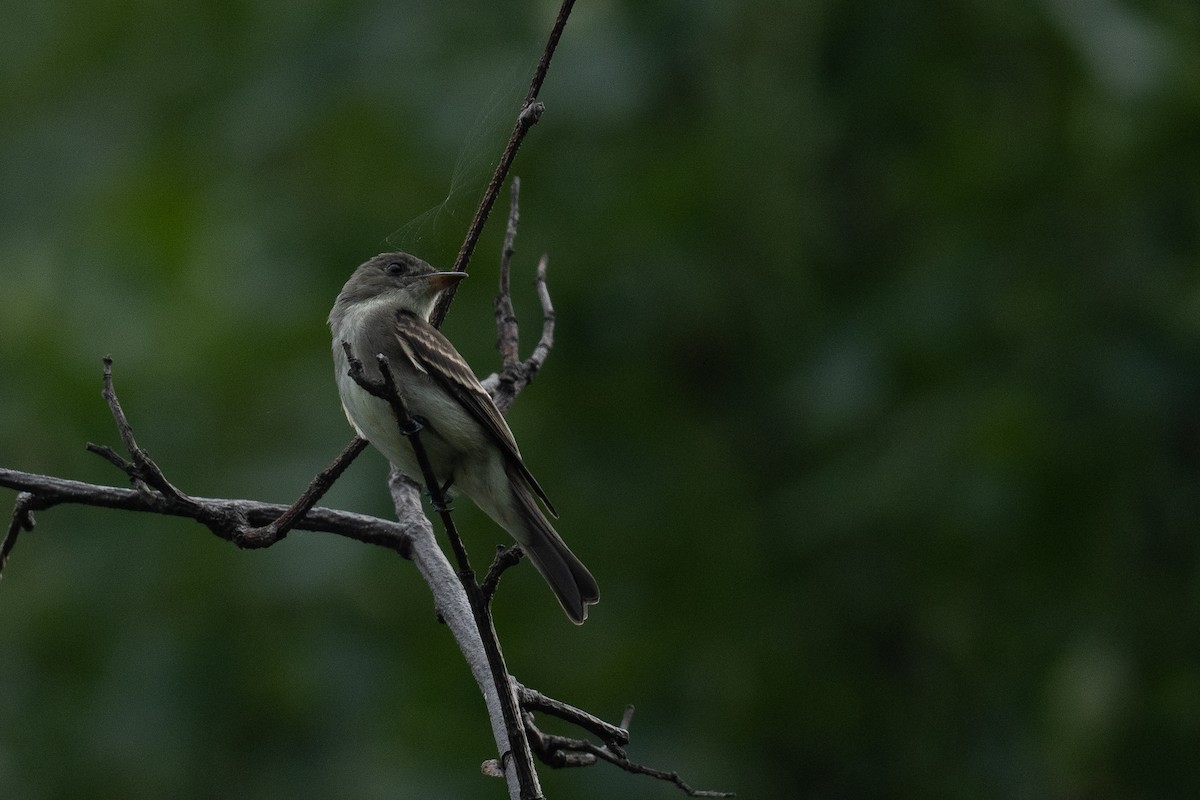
[3,1,1199,798]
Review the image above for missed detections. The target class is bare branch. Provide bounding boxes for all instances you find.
[1,492,41,580]
[1,356,406,564]
[496,177,523,370]
[0,467,414,557]
[97,356,188,503]
[478,181,557,416]
[526,254,556,378]
[84,442,136,477]
[517,684,630,746]
[236,436,370,546]
[481,544,526,604]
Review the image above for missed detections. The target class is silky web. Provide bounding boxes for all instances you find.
[383,56,532,265]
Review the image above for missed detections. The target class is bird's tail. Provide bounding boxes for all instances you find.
[505,474,599,624]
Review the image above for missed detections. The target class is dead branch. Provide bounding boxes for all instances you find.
[481,544,526,605]
[496,176,524,370]
[0,465,412,560]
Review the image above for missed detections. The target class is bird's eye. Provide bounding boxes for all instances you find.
[386,262,404,275]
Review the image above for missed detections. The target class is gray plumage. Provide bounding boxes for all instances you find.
[329,252,599,623]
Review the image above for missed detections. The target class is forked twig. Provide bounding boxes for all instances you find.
[517,684,630,746]
[522,707,734,797]
[80,358,251,540]
[88,356,187,502]
[1,358,416,560]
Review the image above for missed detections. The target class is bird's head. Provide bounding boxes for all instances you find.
[333,252,466,323]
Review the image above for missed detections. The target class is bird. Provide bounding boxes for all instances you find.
[329,252,599,623]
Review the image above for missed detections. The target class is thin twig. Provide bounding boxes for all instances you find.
[90,358,261,538]
[620,704,636,731]
[83,359,259,540]
[522,0,576,108]
[84,442,135,475]
[484,253,556,416]
[430,0,577,328]
[481,544,526,604]
[1,492,42,580]
[525,254,556,378]
[237,436,370,546]
[97,356,187,502]
[517,684,630,746]
[522,713,598,768]
[496,177,522,370]
[475,181,555,416]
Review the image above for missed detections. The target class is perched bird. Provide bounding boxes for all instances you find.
[329,252,599,623]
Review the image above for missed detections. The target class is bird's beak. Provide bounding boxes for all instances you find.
[424,271,467,292]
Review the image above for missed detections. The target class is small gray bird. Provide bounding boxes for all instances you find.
[329,252,599,623]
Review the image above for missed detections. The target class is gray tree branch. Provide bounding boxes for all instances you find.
[0,467,414,555]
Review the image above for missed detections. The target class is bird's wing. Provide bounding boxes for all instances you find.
[393,311,558,517]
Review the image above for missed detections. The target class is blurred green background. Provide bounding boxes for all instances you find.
[3,1,1199,798]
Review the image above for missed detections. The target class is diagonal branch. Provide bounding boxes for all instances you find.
[340,346,541,799]
[517,684,630,746]
[236,436,369,546]
[430,0,578,328]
